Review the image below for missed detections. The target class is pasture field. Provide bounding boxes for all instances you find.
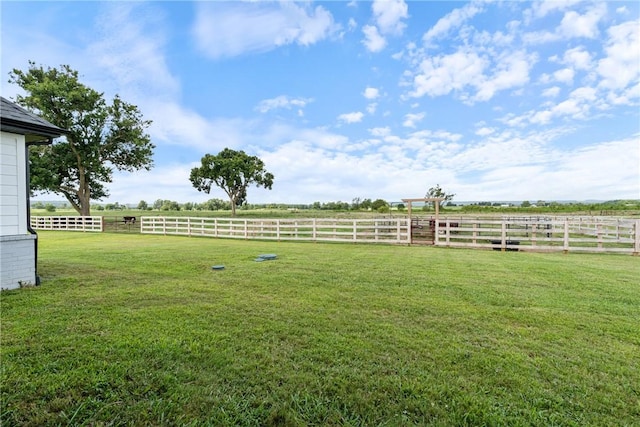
[1,232,639,426]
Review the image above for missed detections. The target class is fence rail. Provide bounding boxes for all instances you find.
[30,215,640,254]
[433,216,640,255]
[30,216,103,232]
[140,216,411,244]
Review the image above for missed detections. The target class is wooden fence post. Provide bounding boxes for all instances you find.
[353,220,357,241]
[634,219,640,256]
[563,219,569,253]
[445,218,451,246]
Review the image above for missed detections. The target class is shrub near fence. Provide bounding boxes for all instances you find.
[140,216,411,244]
[30,216,103,232]
[434,216,640,255]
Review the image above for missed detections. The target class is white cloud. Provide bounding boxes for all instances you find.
[513,85,600,126]
[550,137,640,198]
[409,48,533,103]
[255,96,313,113]
[553,68,575,85]
[472,51,534,102]
[372,0,408,35]
[403,112,425,128]
[363,87,380,99]
[423,2,483,45]
[542,86,561,97]
[149,103,253,151]
[597,19,640,90]
[562,46,592,70]
[88,3,180,100]
[362,25,386,52]
[524,3,606,44]
[410,49,487,98]
[361,0,408,53]
[369,127,391,137]
[558,3,606,39]
[337,111,364,124]
[522,30,561,45]
[366,103,378,114]
[192,2,338,59]
[528,0,583,19]
[109,165,199,205]
[475,127,495,136]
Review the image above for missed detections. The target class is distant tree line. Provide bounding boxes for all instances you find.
[33,198,639,215]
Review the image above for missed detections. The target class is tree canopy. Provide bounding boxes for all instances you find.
[426,184,455,209]
[9,62,154,216]
[189,148,274,216]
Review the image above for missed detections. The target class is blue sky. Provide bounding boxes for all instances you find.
[2,1,639,205]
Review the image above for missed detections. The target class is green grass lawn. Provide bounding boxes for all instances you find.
[2,232,639,426]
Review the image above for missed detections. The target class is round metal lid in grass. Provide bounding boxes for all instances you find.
[211,265,225,270]
[258,254,277,260]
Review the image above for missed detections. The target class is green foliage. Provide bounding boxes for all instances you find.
[104,202,125,211]
[9,62,154,216]
[137,200,148,210]
[426,184,455,208]
[190,148,274,216]
[2,232,639,425]
[371,198,388,210]
[44,203,56,212]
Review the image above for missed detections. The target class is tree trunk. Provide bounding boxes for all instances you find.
[78,166,91,216]
[230,196,237,216]
[79,191,91,216]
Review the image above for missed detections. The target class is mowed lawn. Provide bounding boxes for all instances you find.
[1,232,639,426]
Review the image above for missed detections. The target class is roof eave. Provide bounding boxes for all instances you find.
[1,118,66,143]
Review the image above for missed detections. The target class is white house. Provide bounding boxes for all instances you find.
[1,97,65,290]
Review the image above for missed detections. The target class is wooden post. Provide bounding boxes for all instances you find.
[312,218,317,241]
[472,222,477,245]
[597,223,603,249]
[445,218,450,246]
[634,219,640,256]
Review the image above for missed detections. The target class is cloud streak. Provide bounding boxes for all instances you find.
[192,2,339,59]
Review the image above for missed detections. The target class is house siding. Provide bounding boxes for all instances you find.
[1,132,27,236]
[1,131,33,290]
[0,234,37,290]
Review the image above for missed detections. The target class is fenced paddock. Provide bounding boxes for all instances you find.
[30,216,103,232]
[433,216,640,255]
[140,216,410,244]
[31,215,640,254]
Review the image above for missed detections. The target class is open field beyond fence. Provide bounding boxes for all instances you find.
[1,232,639,425]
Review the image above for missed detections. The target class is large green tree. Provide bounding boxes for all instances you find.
[9,62,154,216]
[189,148,274,216]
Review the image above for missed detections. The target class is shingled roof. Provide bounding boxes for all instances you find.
[0,96,66,143]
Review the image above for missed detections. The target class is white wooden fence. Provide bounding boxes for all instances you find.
[30,216,103,232]
[433,216,640,255]
[30,214,639,254]
[140,216,410,244]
